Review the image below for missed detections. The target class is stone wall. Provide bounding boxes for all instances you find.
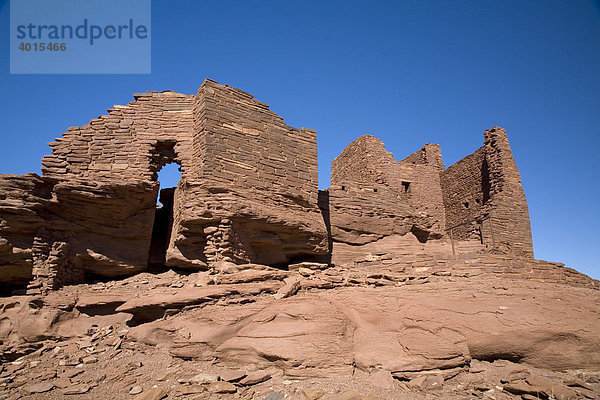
[331,135,399,185]
[168,80,328,267]
[329,127,533,260]
[481,127,534,258]
[396,144,446,235]
[0,81,537,291]
[195,80,318,197]
[441,148,489,242]
[1,79,329,290]
[440,127,533,258]
[41,91,195,182]
[324,180,415,245]
[331,136,446,240]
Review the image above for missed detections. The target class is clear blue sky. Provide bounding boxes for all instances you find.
[1,1,599,279]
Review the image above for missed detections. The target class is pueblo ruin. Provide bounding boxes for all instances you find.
[0,79,533,291]
[0,80,599,399]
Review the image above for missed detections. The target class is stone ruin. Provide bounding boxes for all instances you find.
[1,79,534,293]
[2,80,600,400]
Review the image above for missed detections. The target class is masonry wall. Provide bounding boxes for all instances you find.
[196,80,318,200]
[331,128,533,259]
[324,179,417,245]
[25,79,328,279]
[396,144,446,235]
[441,148,489,241]
[440,127,533,258]
[168,80,328,266]
[42,91,195,182]
[482,127,533,258]
[331,136,446,237]
[331,135,399,185]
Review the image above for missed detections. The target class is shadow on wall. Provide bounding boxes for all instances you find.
[148,160,181,272]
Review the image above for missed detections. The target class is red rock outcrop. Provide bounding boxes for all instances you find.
[0,256,598,399]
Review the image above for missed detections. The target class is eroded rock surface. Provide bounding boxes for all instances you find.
[1,257,599,399]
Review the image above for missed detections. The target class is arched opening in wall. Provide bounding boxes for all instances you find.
[148,161,182,273]
[411,226,430,243]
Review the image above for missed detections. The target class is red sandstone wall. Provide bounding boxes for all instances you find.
[331,135,398,185]
[482,127,533,258]
[440,148,488,241]
[325,180,417,245]
[331,128,533,259]
[440,127,533,258]
[42,91,195,182]
[196,80,319,201]
[168,80,328,266]
[33,79,329,273]
[331,136,446,236]
[396,144,446,235]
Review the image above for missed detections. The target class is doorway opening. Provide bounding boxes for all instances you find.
[148,162,181,272]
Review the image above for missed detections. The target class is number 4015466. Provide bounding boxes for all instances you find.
[18,43,66,51]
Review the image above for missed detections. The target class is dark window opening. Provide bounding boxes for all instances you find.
[148,162,181,272]
[475,199,481,205]
[341,185,346,191]
[411,226,430,243]
[463,201,470,209]
[401,181,411,193]
[373,188,378,193]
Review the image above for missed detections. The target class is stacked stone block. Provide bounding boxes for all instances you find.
[166,80,328,267]
[330,136,446,239]
[440,127,533,258]
[1,79,329,291]
[329,127,533,259]
[0,81,540,292]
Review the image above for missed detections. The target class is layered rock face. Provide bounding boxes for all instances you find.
[0,256,598,399]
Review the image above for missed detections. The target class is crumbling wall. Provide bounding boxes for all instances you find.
[440,127,533,258]
[441,148,489,241]
[482,127,533,258]
[42,91,195,182]
[331,136,445,239]
[331,128,533,260]
[331,135,398,185]
[168,80,328,267]
[28,79,328,278]
[324,180,416,245]
[195,80,318,196]
[1,81,535,292]
[396,144,446,235]
[25,90,197,285]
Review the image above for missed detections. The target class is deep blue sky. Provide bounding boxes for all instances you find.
[1,1,599,279]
